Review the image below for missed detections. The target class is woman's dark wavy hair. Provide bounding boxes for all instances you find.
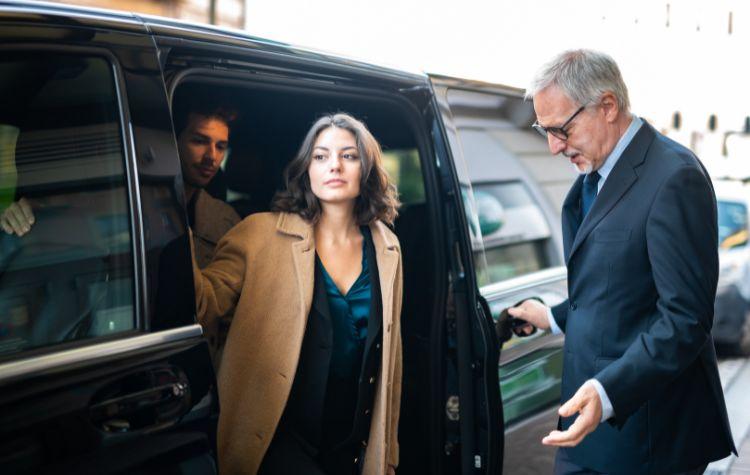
[272,113,401,226]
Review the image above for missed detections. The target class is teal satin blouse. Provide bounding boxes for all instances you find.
[317,232,371,379]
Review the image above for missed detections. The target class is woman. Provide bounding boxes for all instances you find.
[193,113,402,475]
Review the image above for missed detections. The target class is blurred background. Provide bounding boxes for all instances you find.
[54,0,750,175]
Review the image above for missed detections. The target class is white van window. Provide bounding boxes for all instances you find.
[0,54,135,357]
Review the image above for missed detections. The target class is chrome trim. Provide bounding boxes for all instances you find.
[0,1,143,27]
[0,325,204,385]
[125,120,148,328]
[111,58,148,330]
[480,266,567,300]
[499,333,564,366]
[428,73,527,98]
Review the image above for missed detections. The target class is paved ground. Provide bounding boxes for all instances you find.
[706,356,750,475]
[729,437,750,474]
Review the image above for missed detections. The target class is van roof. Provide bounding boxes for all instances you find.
[0,0,427,83]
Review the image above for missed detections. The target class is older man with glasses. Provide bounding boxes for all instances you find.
[509,49,735,475]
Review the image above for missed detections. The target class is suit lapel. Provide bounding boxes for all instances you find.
[566,122,655,264]
[561,175,584,261]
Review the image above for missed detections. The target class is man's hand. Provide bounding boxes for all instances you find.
[542,381,602,447]
[507,299,551,334]
[0,197,35,236]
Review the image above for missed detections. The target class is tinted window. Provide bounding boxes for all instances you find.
[472,181,551,285]
[441,89,559,287]
[382,148,425,205]
[0,54,134,357]
[718,200,748,249]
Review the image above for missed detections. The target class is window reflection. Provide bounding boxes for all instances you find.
[0,54,135,357]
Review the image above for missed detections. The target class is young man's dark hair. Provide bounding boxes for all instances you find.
[173,97,239,138]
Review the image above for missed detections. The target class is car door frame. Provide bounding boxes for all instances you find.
[427,81,506,475]
[430,74,574,474]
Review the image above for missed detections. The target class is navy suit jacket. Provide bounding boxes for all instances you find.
[551,122,735,474]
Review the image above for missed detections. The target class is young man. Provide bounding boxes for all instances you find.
[173,102,241,368]
[173,103,241,268]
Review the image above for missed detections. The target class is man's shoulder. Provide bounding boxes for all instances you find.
[193,191,241,244]
[648,130,705,175]
[199,192,241,225]
[640,131,714,207]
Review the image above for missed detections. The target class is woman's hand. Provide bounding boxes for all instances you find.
[387,465,397,475]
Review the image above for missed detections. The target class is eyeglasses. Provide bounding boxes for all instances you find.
[532,105,585,141]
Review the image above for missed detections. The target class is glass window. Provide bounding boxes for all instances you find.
[471,181,551,286]
[718,200,748,249]
[483,241,549,283]
[382,148,425,205]
[440,88,558,287]
[0,53,135,357]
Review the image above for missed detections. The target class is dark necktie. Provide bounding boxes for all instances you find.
[581,171,601,218]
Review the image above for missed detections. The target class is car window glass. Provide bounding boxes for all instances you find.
[442,87,559,287]
[718,200,748,249]
[0,53,135,357]
[472,182,551,283]
[382,148,425,205]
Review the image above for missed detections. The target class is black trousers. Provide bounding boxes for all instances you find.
[258,428,361,475]
[553,448,708,475]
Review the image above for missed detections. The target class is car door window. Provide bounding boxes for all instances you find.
[472,181,551,283]
[439,88,561,288]
[0,53,135,357]
[382,148,425,205]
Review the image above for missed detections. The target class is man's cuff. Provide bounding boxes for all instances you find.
[587,378,614,422]
[546,307,562,334]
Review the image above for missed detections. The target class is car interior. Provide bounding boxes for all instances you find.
[170,77,446,474]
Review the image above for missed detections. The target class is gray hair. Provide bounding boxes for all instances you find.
[525,49,630,112]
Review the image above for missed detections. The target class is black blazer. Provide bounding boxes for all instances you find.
[551,122,735,474]
[281,226,382,454]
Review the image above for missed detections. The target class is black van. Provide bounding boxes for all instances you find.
[0,2,570,473]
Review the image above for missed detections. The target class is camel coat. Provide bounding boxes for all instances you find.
[191,189,240,370]
[193,211,403,475]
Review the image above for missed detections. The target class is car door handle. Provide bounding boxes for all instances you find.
[496,297,544,343]
[89,368,191,433]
